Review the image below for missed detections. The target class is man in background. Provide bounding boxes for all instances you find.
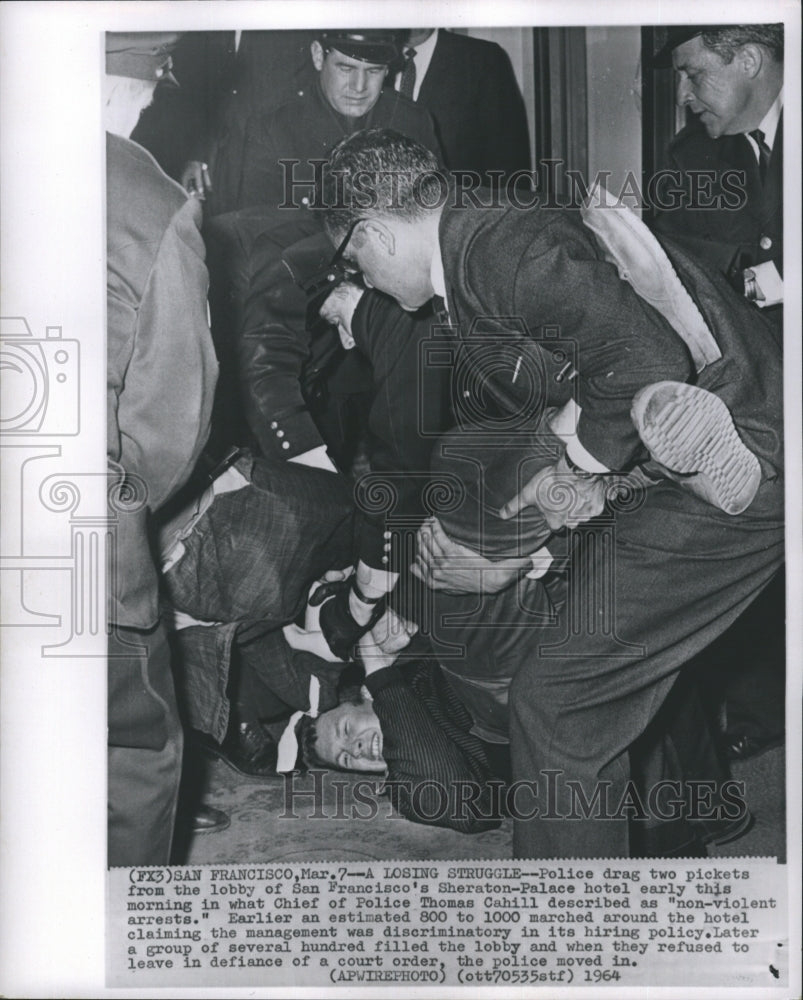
[651,23,785,762]
[239,29,441,210]
[132,30,315,216]
[652,24,783,318]
[393,28,531,186]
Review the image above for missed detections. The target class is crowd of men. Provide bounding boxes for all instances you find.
[106,24,785,866]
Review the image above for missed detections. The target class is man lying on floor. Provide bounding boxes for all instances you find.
[159,447,746,852]
[159,452,503,834]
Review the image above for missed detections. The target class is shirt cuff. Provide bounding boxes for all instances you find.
[750,261,783,308]
[526,547,555,580]
[548,399,611,474]
[288,445,338,473]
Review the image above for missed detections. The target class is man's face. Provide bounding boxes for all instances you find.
[341,221,434,312]
[314,700,386,773]
[672,36,755,137]
[312,42,388,118]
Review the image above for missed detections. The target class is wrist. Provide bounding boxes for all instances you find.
[352,578,384,605]
[355,562,397,601]
[348,587,376,626]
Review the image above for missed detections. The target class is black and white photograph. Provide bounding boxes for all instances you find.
[0,1,800,995]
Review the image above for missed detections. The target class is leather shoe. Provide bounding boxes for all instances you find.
[693,809,754,847]
[633,821,708,857]
[192,723,279,779]
[725,732,784,761]
[633,808,753,857]
[192,804,230,834]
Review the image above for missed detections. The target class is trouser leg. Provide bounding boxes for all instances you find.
[108,622,183,867]
[708,568,786,746]
[629,669,731,855]
[509,479,783,860]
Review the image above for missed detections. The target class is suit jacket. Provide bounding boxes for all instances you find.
[439,192,783,479]
[365,659,503,833]
[106,132,218,628]
[410,30,531,181]
[132,30,315,215]
[239,80,442,210]
[653,115,783,281]
[439,197,693,472]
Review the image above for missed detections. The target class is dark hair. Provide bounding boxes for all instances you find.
[320,128,444,239]
[298,684,367,769]
[299,714,326,769]
[700,24,783,63]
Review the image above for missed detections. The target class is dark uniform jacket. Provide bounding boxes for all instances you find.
[653,115,783,284]
[132,30,315,215]
[410,29,531,183]
[239,79,442,210]
[237,218,454,571]
[106,132,218,629]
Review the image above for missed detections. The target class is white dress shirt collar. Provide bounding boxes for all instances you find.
[757,87,784,150]
[430,236,446,302]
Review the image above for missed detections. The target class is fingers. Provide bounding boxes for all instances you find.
[498,490,525,521]
[414,517,475,590]
[308,580,339,606]
[368,609,418,652]
[427,516,461,555]
[417,516,453,561]
[322,567,350,583]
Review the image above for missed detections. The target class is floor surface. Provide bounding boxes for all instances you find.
[178,745,786,865]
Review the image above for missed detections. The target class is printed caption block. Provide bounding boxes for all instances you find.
[108,858,788,989]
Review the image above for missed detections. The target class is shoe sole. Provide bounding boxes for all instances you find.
[632,382,761,515]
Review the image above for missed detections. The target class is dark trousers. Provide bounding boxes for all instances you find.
[108,622,183,867]
[434,474,783,859]
[702,568,785,742]
[507,478,783,859]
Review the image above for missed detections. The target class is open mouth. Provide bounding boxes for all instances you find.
[369,731,382,760]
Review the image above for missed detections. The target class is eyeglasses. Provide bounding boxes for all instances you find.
[328,218,363,272]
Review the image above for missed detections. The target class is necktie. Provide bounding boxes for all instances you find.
[399,48,417,99]
[749,128,771,185]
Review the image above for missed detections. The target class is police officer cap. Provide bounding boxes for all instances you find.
[105,32,181,85]
[318,30,399,65]
[650,26,709,67]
